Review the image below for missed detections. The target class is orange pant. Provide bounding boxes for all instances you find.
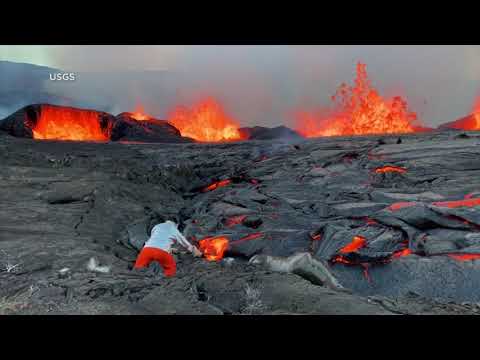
[134,247,176,277]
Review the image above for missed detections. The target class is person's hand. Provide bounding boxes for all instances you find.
[192,246,203,258]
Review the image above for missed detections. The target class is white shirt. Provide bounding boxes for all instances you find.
[144,221,194,253]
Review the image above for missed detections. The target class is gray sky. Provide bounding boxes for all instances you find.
[1,45,479,127]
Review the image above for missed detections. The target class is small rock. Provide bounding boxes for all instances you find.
[58,268,71,279]
[222,258,235,267]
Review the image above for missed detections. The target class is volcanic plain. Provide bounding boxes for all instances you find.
[2,129,480,315]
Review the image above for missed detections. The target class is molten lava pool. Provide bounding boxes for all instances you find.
[199,236,230,261]
[167,98,246,142]
[32,105,108,141]
[295,63,421,137]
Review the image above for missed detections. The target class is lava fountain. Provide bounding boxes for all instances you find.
[130,104,150,121]
[167,98,246,142]
[295,63,421,137]
[32,105,109,141]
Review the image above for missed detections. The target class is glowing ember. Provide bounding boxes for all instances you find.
[130,104,150,121]
[387,202,417,211]
[224,215,248,227]
[447,253,480,261]
[392,248,412,259]
[295,62,420,137]
[311,234,322,241]
[201,179,231,193]
[339,236,366,253]
[168,98,246,142]
[198,236,229,261]
[432,198,480,208]
[32,105,108,141]
[375,166,407,174]
[365,217,378,225]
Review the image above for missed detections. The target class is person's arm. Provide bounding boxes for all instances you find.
[175,232,195,252]
[170,232,202,257]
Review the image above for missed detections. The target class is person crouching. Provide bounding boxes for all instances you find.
[134,220,202,277]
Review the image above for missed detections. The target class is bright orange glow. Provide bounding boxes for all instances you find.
[201,179,231,193]
[32,105,108,141]
[130,104,150,121]
[447,253,480,261]
[375,166,407,174]
[339,236,366,253]
[392,248,412,259]
[198,236,230,261]
[295,63,419,137]
[387,202,417,211]
[474,98,480,129]
[431,198,480,208]
[168,98,246,142]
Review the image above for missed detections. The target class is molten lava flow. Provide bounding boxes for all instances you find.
[339,236,367,253]
[168,98,246,142]
[375,166,407,174]
[447,253,480,261]
[432,198,480,208]
[201,179,231,193]
[295,63,420,137]
[387,202,417,212]
[198,236,230,261]
[224,215,248,227]
[392,248,412,259]
[32,105,108,141]
[130,104,150,121]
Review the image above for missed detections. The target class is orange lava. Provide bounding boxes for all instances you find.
[168,98,246,142]
[198,236,230,261]
[474,98,480,129]
[447,253,480,261]
[339,236,367,253]
[431,198,480,208]
[375,166,407,174]
[392,248,412,259]
[201,179,231,193]
[32,105,108,141]
[130,104,150,121]
[295,63,420,137]
[224,215,248,227]
[387,202,417,211]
